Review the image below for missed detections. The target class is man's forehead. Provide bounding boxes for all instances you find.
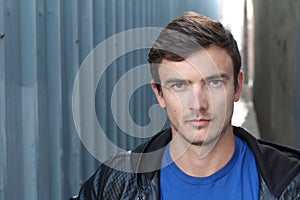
[158,62,231,80]
[158,47,233,78]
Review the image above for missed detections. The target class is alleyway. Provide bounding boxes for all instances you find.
[233,85,260,138]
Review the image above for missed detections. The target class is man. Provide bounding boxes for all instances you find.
[73,12,300,199]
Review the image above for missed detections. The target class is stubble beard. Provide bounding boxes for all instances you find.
[171,117,232,158]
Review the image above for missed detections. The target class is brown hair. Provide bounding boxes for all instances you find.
[148,12,241,91]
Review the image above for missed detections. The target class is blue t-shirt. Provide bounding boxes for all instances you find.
[160,135,259,200]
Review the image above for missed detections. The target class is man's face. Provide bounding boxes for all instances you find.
[152,46,243,150]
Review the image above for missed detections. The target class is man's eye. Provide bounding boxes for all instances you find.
[209,80,223,87]
[171,83,186,90]
[173,83,184,88]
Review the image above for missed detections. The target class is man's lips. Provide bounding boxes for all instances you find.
[186,118,211,126]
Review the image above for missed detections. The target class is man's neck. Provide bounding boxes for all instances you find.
[169,128,235,177]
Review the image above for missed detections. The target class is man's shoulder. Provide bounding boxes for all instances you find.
[77,128,172,199]
[234,126,300,198]
[233,126,300,160]
[76,152,136,199]
[92,128,172,174]
[102,151,133,172]
[257,138,300,160]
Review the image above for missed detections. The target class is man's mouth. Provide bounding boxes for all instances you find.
[186,118,211,127]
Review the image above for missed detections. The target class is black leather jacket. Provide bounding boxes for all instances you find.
[73,127,300,200]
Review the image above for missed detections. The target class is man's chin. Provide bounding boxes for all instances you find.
[188,132,221,147]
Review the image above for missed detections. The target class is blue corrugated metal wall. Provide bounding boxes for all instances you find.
[0,1,220,199]
[296,23,300,148]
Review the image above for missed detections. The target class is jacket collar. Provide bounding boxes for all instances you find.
[130,128,172,179]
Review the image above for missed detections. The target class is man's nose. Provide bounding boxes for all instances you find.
[190,86,209,111]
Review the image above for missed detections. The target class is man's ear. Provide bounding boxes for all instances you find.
[151,80,166,108]
[234,71,244,102]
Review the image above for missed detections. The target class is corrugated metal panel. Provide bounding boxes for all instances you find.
[0,0,5,199]
[296,23,300,149]
[0,1,220,199]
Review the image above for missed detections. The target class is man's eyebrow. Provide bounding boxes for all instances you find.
[163,78,189,85]
[162,73,230,85]
[204,73,230,80]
